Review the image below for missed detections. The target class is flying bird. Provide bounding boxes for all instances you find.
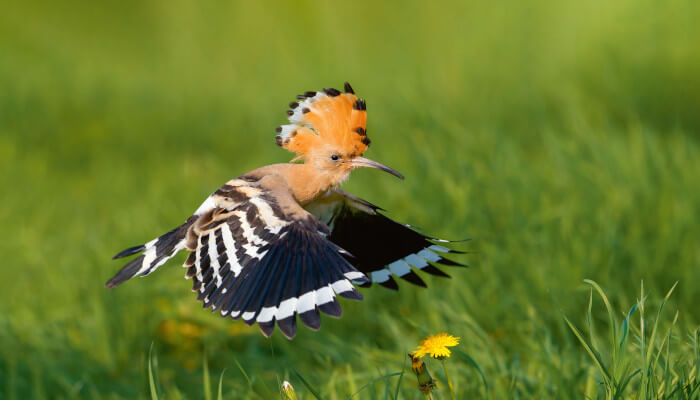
[106,82,464,339]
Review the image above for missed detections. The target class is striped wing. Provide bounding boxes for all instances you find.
[107,216,198,289]
[184,179,368,339]
[304,189,465,290]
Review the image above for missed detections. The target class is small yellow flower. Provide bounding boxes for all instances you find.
[413,333,460,359]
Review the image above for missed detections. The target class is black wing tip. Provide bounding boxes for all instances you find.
[277,316,297,340]
[299,309,321,330]
[104,274,129,289]
[422,264,451,278]
[259,321,275,338]
[112,245,145,259]
[260,309,333,339]
[378,276,400,290]
[399,271,427,288]
[104,256,144,289]
[338,288,364,301]
[319,299,342,318]
[436,257,467,267]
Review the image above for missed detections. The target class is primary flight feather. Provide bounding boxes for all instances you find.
[107,82,464,339]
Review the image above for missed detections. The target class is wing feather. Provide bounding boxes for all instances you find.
[184,179,368,339]
[305,189,465,290]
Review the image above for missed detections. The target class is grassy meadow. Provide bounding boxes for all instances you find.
[1,0,699,398]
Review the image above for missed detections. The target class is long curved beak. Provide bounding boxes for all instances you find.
[351,157,404,180]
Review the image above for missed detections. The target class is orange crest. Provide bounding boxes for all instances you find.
[275,82,370,158]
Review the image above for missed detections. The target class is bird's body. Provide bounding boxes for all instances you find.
[107,83,464,339]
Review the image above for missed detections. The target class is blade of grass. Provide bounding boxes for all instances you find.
[233,358,252,387]
[584,280,618,365]
[382,369,391,400]
[345,365,357,397]
[651,311,679,383]
[455,349,489,395]
[664,312,679,389]
[148,343,159,400]
[584,366,596,400]
[616,303,637,380]
[392,370,404,400]
[695,328,700,372]
[203,353,211,400]
[645,282,678,367]
[217,369,226,400]
[294,370,323,400]
[587,288,596,351]
[637,282,647,399]
[346,372,403,399]
[564,315,612,387]
[619,304,637,354]
[613,368,640,400]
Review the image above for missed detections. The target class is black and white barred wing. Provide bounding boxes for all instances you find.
[305,189,465,290]
[106,216,197,288]
[184,181,368,339]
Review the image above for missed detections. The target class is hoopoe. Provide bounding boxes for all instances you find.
[106,82,464,339]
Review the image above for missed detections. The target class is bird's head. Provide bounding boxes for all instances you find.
[275,82,403,186]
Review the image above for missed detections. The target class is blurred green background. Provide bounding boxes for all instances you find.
[1,0,699,398]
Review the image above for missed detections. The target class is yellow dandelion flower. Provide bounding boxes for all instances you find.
[413,333,460,359]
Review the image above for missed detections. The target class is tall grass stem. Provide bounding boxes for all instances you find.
[440,359,456,400]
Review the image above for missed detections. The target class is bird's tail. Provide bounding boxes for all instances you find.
[105,216,196,289]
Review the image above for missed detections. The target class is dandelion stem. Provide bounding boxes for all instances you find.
[441,359,456,400]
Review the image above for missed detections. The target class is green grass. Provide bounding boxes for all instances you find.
[1,0,699,398]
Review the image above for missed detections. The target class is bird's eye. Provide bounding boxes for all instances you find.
[330,154,340,161]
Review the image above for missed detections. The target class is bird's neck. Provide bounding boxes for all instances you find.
[283,163,348,205]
